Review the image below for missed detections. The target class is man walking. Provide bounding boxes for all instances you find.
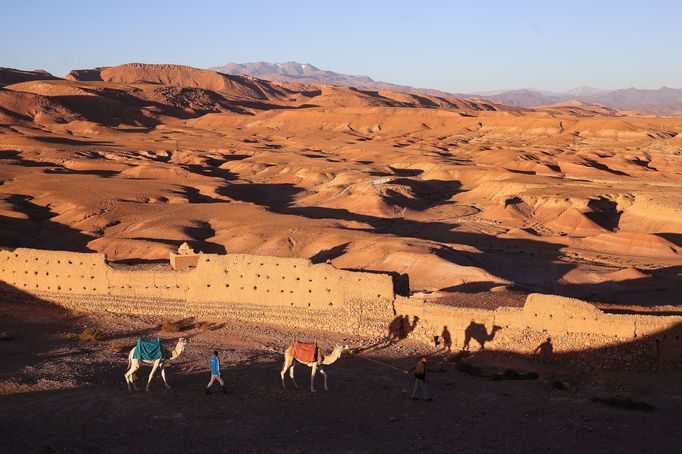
[206,350,227,395]
[406,356,431,400]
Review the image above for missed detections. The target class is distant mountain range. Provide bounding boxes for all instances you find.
[212,61,682,115]
[476,87,682,115]
[210,61,453,98]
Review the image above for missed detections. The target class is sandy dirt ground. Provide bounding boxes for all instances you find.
[1,299,681,454]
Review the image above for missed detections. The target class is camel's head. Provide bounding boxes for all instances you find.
[178,337,190,346]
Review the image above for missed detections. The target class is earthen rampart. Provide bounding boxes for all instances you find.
[1,247,680,368]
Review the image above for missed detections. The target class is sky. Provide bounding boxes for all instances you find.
[2,0,681,93]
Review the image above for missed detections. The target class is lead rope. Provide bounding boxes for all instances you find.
[353,354,406,373]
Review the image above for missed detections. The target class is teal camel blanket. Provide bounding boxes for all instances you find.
[133,337,163,360]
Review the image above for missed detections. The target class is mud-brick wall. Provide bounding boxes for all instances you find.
[395,293,682,369]
[184,254,395,337]
[32,292,187,317]
[0,248,396,336]
[0,249,109,296]
[107,269,191,300]
[185,254,394,311]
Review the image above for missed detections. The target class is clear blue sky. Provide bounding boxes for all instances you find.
[3,0,681,92]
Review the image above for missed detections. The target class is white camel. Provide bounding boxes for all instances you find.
[280,342,347,392]
[124,338,189,392]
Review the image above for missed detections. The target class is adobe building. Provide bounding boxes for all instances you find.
[170,242,200,270]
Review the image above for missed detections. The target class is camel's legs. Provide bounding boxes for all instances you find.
[319,367,328,391]
[125,361,140,391]
[289,363,298,389]
[146,361,159,392]
[124,370,132,391]
[280,355,292,388]
[310,363,318,392]
[160,364,171,389]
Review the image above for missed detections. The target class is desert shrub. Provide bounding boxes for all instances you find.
[79,327,103,342]
[108,338,127,352]
[57,332,79,342]
[592,396,655,412]
[159,319,181,333]
[195,321,211,332]
[196,321,223,332]
[0,331,12,341]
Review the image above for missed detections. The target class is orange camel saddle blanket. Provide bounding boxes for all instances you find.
[292,341,321,363]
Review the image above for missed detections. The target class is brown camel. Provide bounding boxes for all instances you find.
[280,341,347,392]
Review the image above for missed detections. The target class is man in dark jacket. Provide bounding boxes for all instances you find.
[406,356,431,400]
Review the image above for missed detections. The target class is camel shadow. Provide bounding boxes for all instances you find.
[462,322,502,351]
[387,315,420,342]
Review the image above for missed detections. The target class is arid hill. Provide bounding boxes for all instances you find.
[0,67,59,87]
[0,63,681,307]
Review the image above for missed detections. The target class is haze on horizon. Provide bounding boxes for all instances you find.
[2,0,682,93]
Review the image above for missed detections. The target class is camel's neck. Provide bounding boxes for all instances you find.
[169,342,185,360]
[322,347,343,365]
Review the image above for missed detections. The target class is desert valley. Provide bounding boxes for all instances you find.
[2,63,682,306]
[1,61,682,453]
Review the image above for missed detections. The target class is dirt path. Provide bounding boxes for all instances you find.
[1,300,681,453]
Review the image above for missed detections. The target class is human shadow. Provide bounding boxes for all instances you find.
[533,337,554,362]
[441,326,453,353]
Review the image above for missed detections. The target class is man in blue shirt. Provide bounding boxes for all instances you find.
[206,350,227,395]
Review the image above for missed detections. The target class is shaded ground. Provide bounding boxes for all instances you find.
[1,298,681,453]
